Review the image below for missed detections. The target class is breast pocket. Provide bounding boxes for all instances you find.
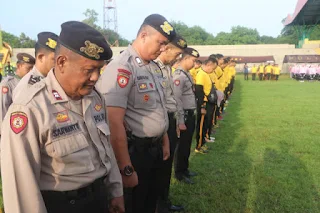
[44,133,95,175]
[96,122,112,158]
[134,80,157,109]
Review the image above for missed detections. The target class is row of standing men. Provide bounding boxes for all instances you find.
[0,13,235,213]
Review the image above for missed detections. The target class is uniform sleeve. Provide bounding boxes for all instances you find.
[104,143,123,199]
[96,62,134,109]
[0,83,13,126]
[1,104,47,213]
[173,73,185,125]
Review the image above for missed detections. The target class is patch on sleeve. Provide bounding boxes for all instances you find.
[10,112,28,134]
[174,80,180,86]
[2,86,8,94]
[117,69,131,88]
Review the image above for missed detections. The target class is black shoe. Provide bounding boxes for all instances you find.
[176,175,195,184]
[169,204,184,212]
[185,170,198,177]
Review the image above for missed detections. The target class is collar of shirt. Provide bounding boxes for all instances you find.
[32,65,45,78]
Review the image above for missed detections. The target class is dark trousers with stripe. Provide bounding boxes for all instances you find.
[196,106,208,150]
[175,110,195,178]
[156,113,178,212]
[206,102,216,139]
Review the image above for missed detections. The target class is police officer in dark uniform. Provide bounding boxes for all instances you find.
[173,47,200,182]
[154,35,187,213]
[96,14,176,213]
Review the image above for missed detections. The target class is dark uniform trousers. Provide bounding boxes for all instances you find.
[42,176,109,213]
[276,75,279,81]
[267,73,271,80]
[156,112,178,212]
[174,110,195,178]
[124,136,163,213]
[196,106,208,149]
[206,102,215,139]
[252,73,256,80]
[259,73,263,81]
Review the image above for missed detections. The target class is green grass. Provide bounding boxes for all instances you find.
[170,74,320,213]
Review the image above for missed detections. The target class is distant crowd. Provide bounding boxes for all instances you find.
[289,64,320,81]
[243,63,281,81]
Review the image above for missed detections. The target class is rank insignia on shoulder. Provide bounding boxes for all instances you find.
[28,75,42,85]
[10,111,28,134]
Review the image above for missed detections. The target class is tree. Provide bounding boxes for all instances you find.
[82,9,130,46]
[2,31,35,48]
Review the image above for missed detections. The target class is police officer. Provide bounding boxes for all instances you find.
[96,14,176,213]
[0,53,35,124]
[4,61,14,77]
[154,35,187,213]
[195,57,218,154]
[173,47,199,183]
[1,21,124,213]
[13,32,58,100]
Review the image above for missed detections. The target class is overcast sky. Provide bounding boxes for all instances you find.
[0,0,298,40]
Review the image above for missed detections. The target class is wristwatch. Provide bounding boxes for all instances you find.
[120,165,134,176]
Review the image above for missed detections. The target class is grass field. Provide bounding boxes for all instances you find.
[170,74,320,213]
[1,75,320,212]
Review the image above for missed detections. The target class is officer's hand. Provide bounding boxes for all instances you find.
[201,108,207,115]
[179,124,187,131]
[162,135,170,161]
[122,171,138,188]
[109,196,125,213]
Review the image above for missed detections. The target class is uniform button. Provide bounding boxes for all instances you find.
[70,200,76,204]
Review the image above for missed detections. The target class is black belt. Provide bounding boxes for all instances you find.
[131,135,163,144]
[42,175,106,198]
[184,109,195,116]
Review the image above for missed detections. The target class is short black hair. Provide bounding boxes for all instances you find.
[216,54,224,59]
[195,59,202,64]
[204,57,218,65]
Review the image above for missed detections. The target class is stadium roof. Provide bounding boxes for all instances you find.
[199,56,275,63]
[284,0,320,26]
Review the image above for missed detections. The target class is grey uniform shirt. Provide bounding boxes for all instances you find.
[13,66,45,101]
[96,45,168,138]
[154,59,179,114]
[173,68,196,124]
[1,70,122,213]
[0,75,20,130]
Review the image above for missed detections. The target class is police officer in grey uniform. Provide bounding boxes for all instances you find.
[173,47,200,184]
[1,21,124,213]
[96,14,176,213]
[154,35,187,213]
[13,32,58,100]
[0,53,35,125]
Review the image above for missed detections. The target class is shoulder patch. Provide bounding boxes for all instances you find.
[174,80,180,86]
[10,112,28,134]
[2,86,8,94]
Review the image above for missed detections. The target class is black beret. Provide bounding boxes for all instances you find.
[171,34,187,49]
[16,53,35,65]
[37,32,59,51]
[59,21,112,61]
[184,47,200,58]
[143,14,176,41]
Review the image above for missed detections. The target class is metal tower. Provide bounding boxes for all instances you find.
[103,0,118,33]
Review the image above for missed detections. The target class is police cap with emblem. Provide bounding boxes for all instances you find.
[59,21,112,61]
[171,34,187,49]
[184,47,200,58]
[37,32,59,52]
[143,14,176,41]
[16,53,35,65]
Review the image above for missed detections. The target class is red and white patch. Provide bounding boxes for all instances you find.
[10,112,28,134]
[117,75,129,88]
[174,80,180,86]
[52,90,62,100]
[94,104,102,112]
[149,83,154,88]
[143,94,150,102]
[2,86,8,94]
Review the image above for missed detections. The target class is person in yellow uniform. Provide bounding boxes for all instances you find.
[265,63,272,80]
[195,57,218,154]
[258,63,264,81]
[273,64,281,81]
[251,64,258,80]
[189,60,202,84]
